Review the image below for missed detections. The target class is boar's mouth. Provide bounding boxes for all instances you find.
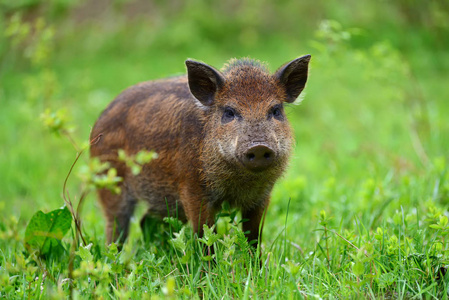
[239,143,276,172]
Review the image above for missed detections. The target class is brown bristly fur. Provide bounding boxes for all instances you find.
[90,56,311,252]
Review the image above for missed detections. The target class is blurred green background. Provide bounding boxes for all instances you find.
[1,0,448,241]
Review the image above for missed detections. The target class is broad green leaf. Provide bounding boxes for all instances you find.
[170,226,187,252]
[25,206,72,255]
[109,242,118,255]
[352,262,364,276]
[75,243,94,262]
[199,224,219,247]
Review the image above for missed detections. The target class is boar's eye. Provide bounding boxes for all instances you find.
[222,107,236,124]
[269,104,284,121]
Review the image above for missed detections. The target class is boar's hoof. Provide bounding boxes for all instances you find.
[242,144,275,172]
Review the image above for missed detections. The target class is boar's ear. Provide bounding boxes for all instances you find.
[275,55,311,103]
[185,60,225,106]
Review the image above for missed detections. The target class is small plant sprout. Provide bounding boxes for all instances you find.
[77,158,122,194]
[319,209,333,265]
[118,149,158,176]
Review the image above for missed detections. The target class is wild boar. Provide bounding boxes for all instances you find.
[90,55,311,250]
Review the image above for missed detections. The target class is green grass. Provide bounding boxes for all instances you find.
[1,2,449,298]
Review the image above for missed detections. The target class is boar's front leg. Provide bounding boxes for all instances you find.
[189,199,217,238]
[242,197,270,254]
[179,185,216,237]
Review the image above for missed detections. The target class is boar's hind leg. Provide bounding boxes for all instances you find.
[98,187,137,244]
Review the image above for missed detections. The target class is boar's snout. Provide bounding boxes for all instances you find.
[241,144,275,172]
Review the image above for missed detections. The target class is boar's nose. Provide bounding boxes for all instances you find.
[242,145,275,172]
